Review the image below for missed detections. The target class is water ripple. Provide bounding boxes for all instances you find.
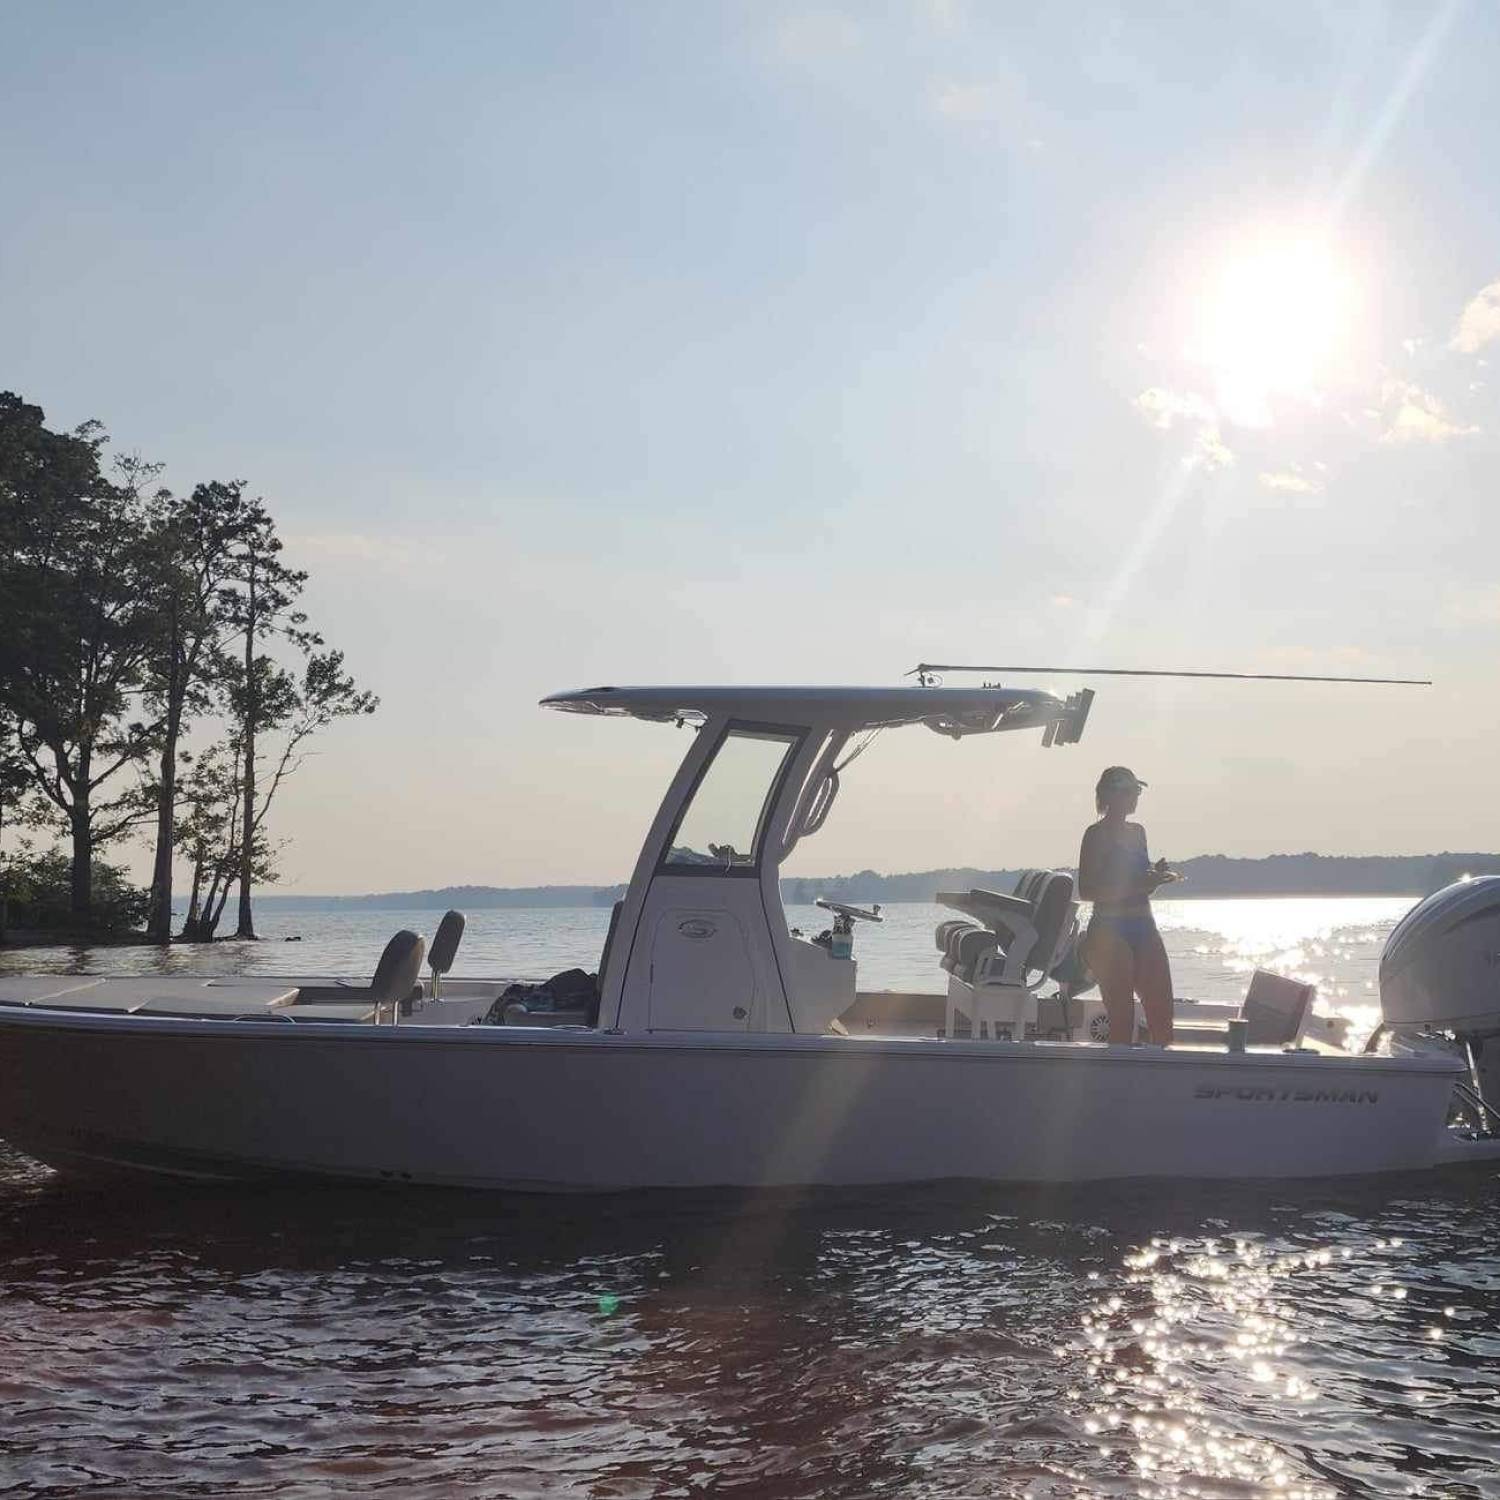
[3,1148,1498,1497]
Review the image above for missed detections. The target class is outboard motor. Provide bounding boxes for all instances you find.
[1380,876,1500,1126]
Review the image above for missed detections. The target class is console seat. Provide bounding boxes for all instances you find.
[936,870,1078,1039]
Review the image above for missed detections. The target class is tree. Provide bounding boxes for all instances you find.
[217,505,314,939]
[138,480,259,942]
[0,393,157,921]
[0,712,43,938]
[175,740,278,942]
[195,495,379,941]
[175,647,376,942]
[215,641,377,939]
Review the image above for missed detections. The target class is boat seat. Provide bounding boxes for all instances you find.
[425,910,466,1000]
[936,885,1034,932]
[936,876,1063,985]
[935,918,972,954]
[290,929,427,1020]
[1240,969,1315,1046]
[944,872,1079,1040]
[946,926,997,981]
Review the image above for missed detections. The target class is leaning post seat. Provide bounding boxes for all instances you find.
[934,885,1039,984]
[290,929,427,1024]
[935,918,972,954]
[940,871,1079,1039]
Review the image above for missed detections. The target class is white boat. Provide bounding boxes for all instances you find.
[2,681,1498,1190]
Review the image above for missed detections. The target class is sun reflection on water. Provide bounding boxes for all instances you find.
[1155,896,1412,1037]
[1065,1231,1434,1499]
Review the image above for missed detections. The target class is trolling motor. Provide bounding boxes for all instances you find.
[1379,876,1500,1135]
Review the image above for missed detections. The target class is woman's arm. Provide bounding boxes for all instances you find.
[1140,828,1179,892]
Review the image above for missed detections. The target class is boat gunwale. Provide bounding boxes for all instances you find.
[0,1002,1465,1076]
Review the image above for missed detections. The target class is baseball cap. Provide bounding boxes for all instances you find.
[1097,766,1147,795]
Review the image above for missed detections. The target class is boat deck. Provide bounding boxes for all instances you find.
[0,974,1347,1053]
[0,974,507,1026]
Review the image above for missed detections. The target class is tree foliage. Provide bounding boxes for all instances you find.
[0,394,157,916]
[139,479,263,940]
[0,848,151,935]
[0,391,379,940]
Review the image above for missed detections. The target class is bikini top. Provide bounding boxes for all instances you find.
[1089,824,1152,917]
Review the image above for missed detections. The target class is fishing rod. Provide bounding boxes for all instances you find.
[907,663,1432,687]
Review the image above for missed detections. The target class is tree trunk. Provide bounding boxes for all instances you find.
[197,859,225,941]
[67,744,92,919]
[70,809,92,920]
[209,873,232,938]
[235,562,257,939]
[180,854,204,941]
[146,703,181,943]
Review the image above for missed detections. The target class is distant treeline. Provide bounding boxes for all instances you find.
[252,852,1500,911]
[782,852,1500,903]
[255,884,627,911]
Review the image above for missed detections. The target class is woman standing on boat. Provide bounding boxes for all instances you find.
[1078,766,1178,1045]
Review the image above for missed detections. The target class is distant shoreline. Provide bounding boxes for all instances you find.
[249,852,1500,910]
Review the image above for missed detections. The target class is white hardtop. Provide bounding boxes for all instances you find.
[541,683,1089,739]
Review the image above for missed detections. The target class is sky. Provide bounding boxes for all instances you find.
[3,1,1498,893]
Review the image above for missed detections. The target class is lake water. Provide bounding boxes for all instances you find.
[0,896,1415,1039]
[4,897,1499,1497]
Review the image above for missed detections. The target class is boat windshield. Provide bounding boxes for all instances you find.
[664,727,801,871]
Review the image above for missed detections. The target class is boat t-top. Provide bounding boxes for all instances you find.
[2,676,1498,1190]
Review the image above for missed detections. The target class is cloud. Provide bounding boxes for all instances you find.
[1133,387,1233,470]
[774,10,861,64]
[1378,380,1478,445]
[1451,279,1500,354]
[1258,468,1324,495]
[1190,427,1235,471]
[1133,387,1215,430]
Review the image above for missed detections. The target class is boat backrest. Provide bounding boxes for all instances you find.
[370,930,427,1003]
[954,927,999,977]
[1240,969,1314,1045]
[935,918,971,953]
[1027,872,1076,975]
[429,910,466,976]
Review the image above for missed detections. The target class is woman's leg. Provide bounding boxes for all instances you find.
[1083,923,1138,1044]
[1134,925,1175,1045]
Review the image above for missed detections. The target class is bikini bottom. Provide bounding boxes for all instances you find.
[1086,912,1159,959]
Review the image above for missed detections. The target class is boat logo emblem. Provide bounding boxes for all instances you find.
[678,918,717,941]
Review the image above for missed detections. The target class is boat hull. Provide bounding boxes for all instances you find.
[0,1007,1472,1190]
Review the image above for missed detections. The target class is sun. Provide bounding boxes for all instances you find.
[1185,230,1359,428]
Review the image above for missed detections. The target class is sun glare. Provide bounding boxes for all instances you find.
[1186,231,1359,427]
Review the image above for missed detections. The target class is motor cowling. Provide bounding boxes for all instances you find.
[1380,876,1500,1035]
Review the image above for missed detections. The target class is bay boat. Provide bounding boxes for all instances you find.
[2,680,1498,1191]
